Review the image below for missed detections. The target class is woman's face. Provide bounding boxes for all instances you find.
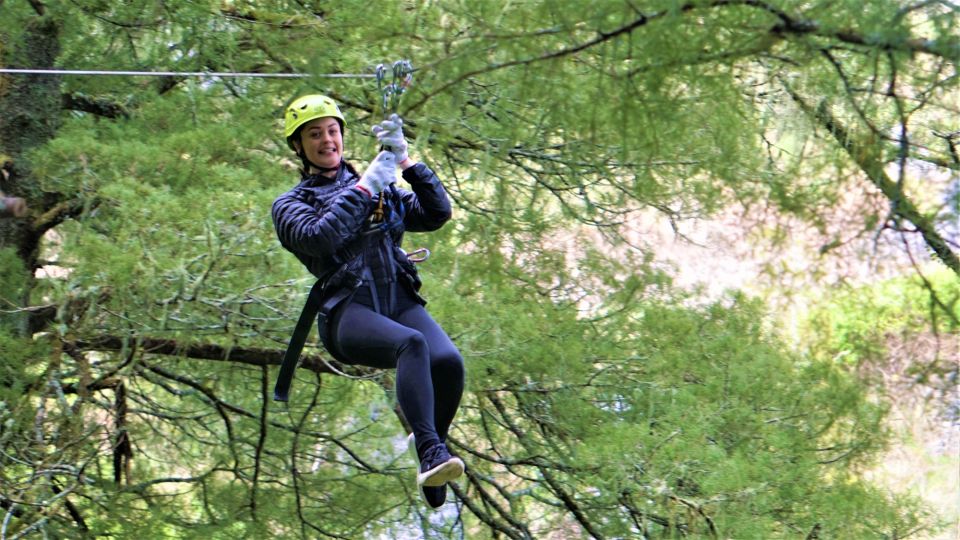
[296,116,343,170]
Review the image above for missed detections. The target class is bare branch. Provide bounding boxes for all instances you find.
[50,481,87,533]
[248,365,269,520]
[462,468,534,538]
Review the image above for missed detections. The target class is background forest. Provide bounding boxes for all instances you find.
[0,1,957,538]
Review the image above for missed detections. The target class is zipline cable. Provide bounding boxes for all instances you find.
[0,68,378,78]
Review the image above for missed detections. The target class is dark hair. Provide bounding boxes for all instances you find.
[343,160,359,177]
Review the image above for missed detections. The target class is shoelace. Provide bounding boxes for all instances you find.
[421,444,447,468]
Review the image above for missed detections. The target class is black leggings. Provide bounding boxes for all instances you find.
[332,285,465,457]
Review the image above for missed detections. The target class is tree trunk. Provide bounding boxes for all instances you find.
[0,15,61,333]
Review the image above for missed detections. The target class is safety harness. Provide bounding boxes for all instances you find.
[273,61,420,403]
[272,195,421,403]
[273,280,343,402]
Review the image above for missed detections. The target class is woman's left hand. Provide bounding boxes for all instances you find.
[372,113,408,164]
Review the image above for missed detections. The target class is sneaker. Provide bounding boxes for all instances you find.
[416,440,464,488]
[407,434,447,509]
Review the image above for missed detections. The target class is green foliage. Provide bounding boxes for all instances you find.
[0,0,955,537]
[804,268,959,368]
[0,247,29,329]
[0,330,46,406]
[419,222,926,536]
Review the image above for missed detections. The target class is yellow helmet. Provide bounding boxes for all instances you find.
[284,94,345,150]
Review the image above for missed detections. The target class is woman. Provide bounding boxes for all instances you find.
[271,94,465,509]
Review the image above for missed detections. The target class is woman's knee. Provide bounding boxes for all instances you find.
[397,331,429,361]
[432,348,465,380]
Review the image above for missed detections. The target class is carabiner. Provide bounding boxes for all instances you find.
[406,247,431,263]
[381,85,395,118]
[374,63,387,92]
[376,59,415,119]
[393,60,413,91]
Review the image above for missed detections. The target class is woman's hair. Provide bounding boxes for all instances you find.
[343,161,359,177]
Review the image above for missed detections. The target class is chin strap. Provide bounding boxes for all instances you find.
[298,150,340,176]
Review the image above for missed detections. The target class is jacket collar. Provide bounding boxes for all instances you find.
[300,162,349,188]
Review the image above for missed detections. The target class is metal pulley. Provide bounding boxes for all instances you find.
[375,60,414,119]
[371,60,414,224]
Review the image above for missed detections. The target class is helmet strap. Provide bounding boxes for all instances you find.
[298,150,341,177]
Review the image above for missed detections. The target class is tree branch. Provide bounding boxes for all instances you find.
[933,130,960,167]
[248,364,269,521]
[0,499,24,518]
[449,480,528,540]
[408,10,667,113]
[669,495,718,538]
[32,198,90,237]
[61,93,129,119]
[717,0,958,57]
[113,381,132,485]
[27,0,45,17]
[487,394,606,540]
[50,481,87,534]
[462,468,534,538]
[24,304,58,333]
[73,335,343,375]
[411,0,955,115]
[783,83,960,276]
[140,363,383,474]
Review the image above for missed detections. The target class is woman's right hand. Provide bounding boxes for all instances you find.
[372,114,408,163]
[356,151,397,195]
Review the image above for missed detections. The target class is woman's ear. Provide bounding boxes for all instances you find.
[291,139,303,155]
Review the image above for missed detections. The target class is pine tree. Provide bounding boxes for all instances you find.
[0,1,955,537]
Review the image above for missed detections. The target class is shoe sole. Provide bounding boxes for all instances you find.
[407,434,448,509]
[417,456,465,487]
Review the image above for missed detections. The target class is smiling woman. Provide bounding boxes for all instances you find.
[295,117,343,171]
[271,93,463,510]
[282,94,347,175]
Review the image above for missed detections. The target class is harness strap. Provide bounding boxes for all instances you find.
[273,281,351,402]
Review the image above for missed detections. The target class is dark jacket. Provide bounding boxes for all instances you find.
[271,161,452,302]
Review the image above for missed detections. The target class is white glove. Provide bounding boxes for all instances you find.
[372,113,408,163]
[356,151,397,195]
